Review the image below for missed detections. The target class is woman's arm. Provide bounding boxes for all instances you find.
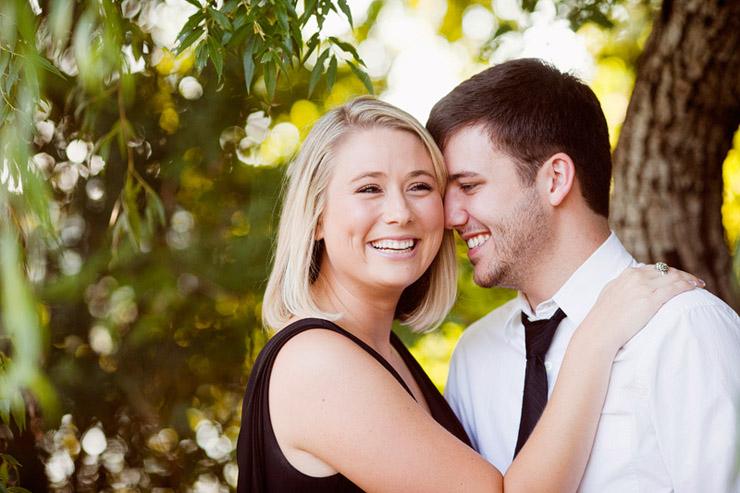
[269,266,699,492]
[270,328,502,492]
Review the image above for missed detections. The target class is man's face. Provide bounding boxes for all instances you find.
[443,125,552,289]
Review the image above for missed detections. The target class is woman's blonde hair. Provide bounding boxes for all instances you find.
[261,96,457,333]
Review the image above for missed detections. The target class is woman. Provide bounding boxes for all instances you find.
[236,97,700,492]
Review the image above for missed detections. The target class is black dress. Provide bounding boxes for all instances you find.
[236,318,472,492]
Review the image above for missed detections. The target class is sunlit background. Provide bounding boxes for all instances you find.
[3,0,740,490]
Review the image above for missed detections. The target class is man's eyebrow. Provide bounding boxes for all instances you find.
[449,171,482,182]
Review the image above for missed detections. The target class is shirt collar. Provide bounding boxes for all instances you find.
[511,232,635,329]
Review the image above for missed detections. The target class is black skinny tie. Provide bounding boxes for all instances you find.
[514,308,566,457]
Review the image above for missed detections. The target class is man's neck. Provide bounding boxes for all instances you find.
[521,224,611,310]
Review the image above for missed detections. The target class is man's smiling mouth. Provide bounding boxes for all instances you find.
[466,233,490,249]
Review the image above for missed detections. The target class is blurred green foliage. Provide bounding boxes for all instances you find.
[1,0,735,490]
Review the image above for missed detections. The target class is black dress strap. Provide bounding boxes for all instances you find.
[236,317,471,492]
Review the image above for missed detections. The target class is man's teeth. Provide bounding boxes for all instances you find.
[371,239,415,251]
[466,234,490,249]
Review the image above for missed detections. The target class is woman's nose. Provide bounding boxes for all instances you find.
[384,191,413,225]
[444,190,468,229]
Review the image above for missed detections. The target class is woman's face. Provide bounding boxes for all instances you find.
[315,127,444,298]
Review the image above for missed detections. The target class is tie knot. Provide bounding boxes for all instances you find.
[521,308,566,359]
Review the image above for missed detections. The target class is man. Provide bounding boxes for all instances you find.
[427,58,740,492]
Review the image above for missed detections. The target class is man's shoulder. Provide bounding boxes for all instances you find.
[653,286,739,326]
[627,286,740,352]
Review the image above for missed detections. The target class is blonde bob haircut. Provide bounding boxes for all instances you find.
[261,96,457,333]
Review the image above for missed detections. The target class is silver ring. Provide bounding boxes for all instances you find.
[655,262,669,275]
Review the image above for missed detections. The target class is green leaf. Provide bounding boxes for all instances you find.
[0,51,9,76]
[308,47,330,97]
[281,34,293,57]
[0,454,21,468]
[208,7,232,32]
[347,60,374,95]
[0,104,10,124]
[175,10,205,46]
[147,190,166,228]
[10,391,25,432]
[581,7,614,30]
[194,41,208,70]
[9,488,34,493]
[0,397,11,427]
[284,1,298,20]
[123,178,142,247]
[274,4,289,35]
[326,55,337,92]
[181,0,202,8]
[207,36,223,80]
[227,23,251,49]
[329,36,362,63]
[522,0,538,13]
[28,372,59,425]
[0,229,44,426]
[302,33,320,64]
[5,60,21,92]
[222,0,239,13]
[242,38,257,93]
[273,52,291,84]
[491,23,515,40]
[336,0,353,27]
[289,21,303,53]
[28,52,64,79]
[264,59,276,101]
[175,27,203,55]
[300,0,319,23]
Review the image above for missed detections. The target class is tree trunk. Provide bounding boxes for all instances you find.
[611,0,740,310]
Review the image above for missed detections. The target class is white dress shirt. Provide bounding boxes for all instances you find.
[445,233,740,492]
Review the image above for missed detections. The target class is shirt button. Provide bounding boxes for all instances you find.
[544,361,553,372]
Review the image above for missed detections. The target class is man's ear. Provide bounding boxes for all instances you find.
[541,152,575,207]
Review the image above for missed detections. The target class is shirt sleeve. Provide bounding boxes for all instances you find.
[641,301,740,492]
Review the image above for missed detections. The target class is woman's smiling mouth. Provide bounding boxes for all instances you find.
[369,238,417,253]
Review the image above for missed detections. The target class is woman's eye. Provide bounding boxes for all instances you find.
[410,182,433,192]
[357,184,382,193]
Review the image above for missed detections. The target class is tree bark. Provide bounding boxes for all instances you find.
[611,0,740,310]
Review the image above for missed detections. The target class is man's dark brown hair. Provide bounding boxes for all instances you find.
[427,58,612,218]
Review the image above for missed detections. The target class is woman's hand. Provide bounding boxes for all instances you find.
[580,264,703,354]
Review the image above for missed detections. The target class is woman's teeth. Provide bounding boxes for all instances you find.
[370,239,415,252]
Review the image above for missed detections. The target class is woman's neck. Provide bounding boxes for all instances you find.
[311,273,401,355]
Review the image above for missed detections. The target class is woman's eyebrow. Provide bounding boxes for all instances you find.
[350,170,435,182]
[350,171,385,183]
[407,170,436,179]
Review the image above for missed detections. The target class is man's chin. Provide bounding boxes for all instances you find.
[473,271,498,289]
[473,265,514,289]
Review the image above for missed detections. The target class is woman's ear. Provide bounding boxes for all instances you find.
[541,152,575,207]
[314,220,323,241]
